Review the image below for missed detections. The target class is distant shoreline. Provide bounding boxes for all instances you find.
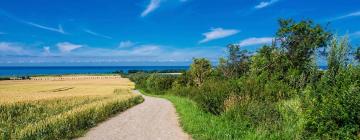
[0,66,189,77]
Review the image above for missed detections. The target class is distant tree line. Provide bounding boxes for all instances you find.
[113,69,186,75]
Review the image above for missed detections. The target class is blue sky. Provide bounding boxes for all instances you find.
[0,0,359,66]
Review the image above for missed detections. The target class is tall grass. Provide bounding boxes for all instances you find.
[14,95,143,139]
[0,76,143,139]
[145,92,304,140]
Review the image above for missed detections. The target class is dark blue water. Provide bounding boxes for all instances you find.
[0,66,189,76]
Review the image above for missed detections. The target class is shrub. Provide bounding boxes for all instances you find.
[126,72,150,89]
[145,74,177,95]
[170,86,199,98]
[193,79,239,115]
[302,66,360,139]
[302,37,360,139]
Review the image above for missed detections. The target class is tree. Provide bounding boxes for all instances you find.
[190,58,212,87]
[217,44,250,78]
[355,47,360,62]
[327,36,350,79]
[276,19,331,71]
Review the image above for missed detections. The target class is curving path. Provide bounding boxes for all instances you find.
[77,90,191,140]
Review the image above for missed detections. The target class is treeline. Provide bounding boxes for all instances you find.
[114,69,186,74]
[127,19,360,139]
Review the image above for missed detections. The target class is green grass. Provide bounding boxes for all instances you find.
[164,95,251,140]
[141,90,249,140]
[141,90,305,140]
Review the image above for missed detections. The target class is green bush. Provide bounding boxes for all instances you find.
[301,37,360,139]
[146,74,177,95]
[193,80,239,115]
[126,72,150,90]
[302,66,360,139]
[169,86,199,98]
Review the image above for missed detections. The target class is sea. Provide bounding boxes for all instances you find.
[0,66,189,77]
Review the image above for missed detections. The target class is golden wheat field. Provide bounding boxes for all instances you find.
[0,75,144,139]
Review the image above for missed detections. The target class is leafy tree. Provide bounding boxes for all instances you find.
[355,47,360,62]
[173,71,193,87]
[190,58,212,87]
[327,36,350,80]
[302,36,360,139]
[218,44,250,78]
[276,19,331,71]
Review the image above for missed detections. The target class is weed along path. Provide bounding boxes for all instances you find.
[78,90,191,140]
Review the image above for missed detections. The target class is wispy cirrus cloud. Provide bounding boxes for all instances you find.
[84,29,112,39]
[331,10,360,21]
[141,0,162,17]
[199,28,239,43]
[140,0,188,17]
[0,10,66,34]
[57,42,83,53]
[26,22,65,34]
[254,0,279,9]
[239,37,273,47]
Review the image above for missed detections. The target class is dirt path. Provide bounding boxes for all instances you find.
[77,90,191,140]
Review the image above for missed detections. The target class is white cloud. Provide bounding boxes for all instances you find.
[0,42,27,55]
[239,37,273,47]
[57,42,83,53]
[131,45,161,55]
[26,22,65,34]
[199,28,239,43]
[141,0,161,17]
[0,42,227,64]
[119,40,136,48]
[254,0,279,9]
[0,10,66,34]
[84,29,112,39]
[332,11,360,21]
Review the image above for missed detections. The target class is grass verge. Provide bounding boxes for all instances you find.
[140,90,305,140]
[140,90,248,140]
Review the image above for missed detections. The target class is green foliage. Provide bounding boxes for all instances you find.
[173,71,194,87]
[327,36,350,81]
[127,19,360,139]
[303,66,360,139]
[276,19,331,71]
[189,58,212,87]
[146,74,177,95]
[194,79,239,115]
[126,72,150,89]
[302,37,360,139]
[355,47,360,62]
[218,44,251,78]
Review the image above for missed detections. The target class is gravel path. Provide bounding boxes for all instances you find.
[77,90,191,140]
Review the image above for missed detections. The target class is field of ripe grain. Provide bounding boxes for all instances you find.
[0,75,144,139]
